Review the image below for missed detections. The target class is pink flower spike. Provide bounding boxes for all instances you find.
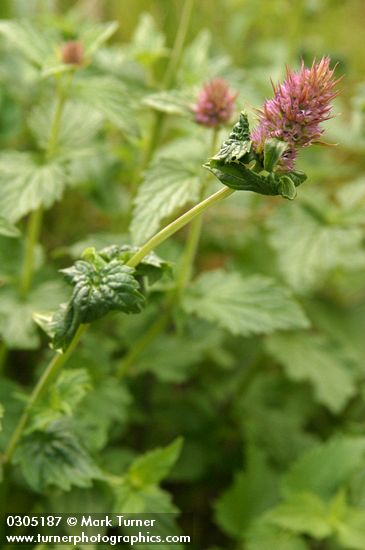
[193,78,237,128]
[251,57,340,171]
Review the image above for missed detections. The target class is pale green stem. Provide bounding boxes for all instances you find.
[3,186,235,463]
[19,207,43,297]
[0,341,8,375]
[175,128,219,294]
[2,324,87,465]
[133,0,195,186]
[18,74,72,297]
[126,187,235,269]
[163,0,195,89]
[117,312,170,378]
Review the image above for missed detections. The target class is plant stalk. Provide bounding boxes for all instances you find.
[2,324,87,465]
[3,185,235,462]
[18,74,72,297]
[126,186,234,268]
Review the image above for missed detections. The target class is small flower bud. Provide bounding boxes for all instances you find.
[193,78,237,128]
[60,40,84,66]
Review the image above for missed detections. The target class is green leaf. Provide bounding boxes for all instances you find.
[336,508,365,550]
[128,437,183,487]
[284,437,365,499]
[266,333,357,413]
[0,281,67,349]
[0,20,56,67]
[113,484,177,514]
[0,403,3,433]
[98,245,172,284]
[143,89,193,116]
[267,201,365,292]
[13,419,101,492]
[74,76,139,139]
[278,175,297,200]
[183,270,309,336]
[81,21,119,57]
[179,30,212,85]
[247,522,309,550]
[131,158,202,245]
[28,100,103,152]
[53,259,145,350]
[213,112,251,163]
[267,492,332,539]
[0,217,20,237]
[0,152,67,222]
[264,138,289,172]
[129,13,168,66]
[28,369,92,432]
[215,446,279,538]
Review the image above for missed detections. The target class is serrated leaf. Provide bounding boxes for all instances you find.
[128,437,183,487]
[0,281,67,349]
[81,21,119,57]
[13,419,101,492]
[215,446,278,538]
[131,158,202,245]
[284,437,365,499]
[213,112,251,163]
[53,259,144,350]
[74,76,139,139]
[29,100,103,152]
[336,508,365,550]
[267,492,332,539]
[129,13,168,66]
[0,152,67,222]
[183,270,309,336]
[247,522,309,550]
[113,484,177,514]
[0,20,57,67]
[0,217,20,237]
[267,202,365,292]
[28,369,92,432]
[266,333,357,413]
[98,245,172,284]
[143,89,193,116]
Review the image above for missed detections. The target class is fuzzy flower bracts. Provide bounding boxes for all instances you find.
[251,57,339,170]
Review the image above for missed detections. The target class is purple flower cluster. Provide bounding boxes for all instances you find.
[193,78,237,128]
[251,57,339,170]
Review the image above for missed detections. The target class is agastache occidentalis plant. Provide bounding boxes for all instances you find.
[251,57,340,171]
[2,58,340,466]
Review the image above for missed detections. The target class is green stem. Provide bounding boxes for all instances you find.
[0,341,8,375]
[163,0,195,89]
[18,74,72,297]
[19,207,43,297]
[175,128,219,294]
[126,187,234,269]
[3,186,235,463]
[132,0,195,190]
[2,324,87,465]
[117,312,170,378]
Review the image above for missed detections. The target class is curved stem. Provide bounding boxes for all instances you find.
[3,186,235,463]
[2,324,87,464]
[126,186,234,268]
